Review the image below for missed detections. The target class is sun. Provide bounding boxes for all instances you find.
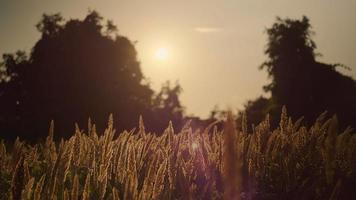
[155,47,169,60]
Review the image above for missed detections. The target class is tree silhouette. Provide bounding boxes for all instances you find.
[241,96,271,129]
[245,16,356,129]
[148,81,184,133]
[0,11,185,140]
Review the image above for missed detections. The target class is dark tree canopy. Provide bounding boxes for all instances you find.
[149,81,185,132]
[241,96,270,128]
[0,11,184,140]
[245,16,356,130]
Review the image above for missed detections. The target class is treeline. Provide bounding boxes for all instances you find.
[1,11,356,141]
[0,11,190,140]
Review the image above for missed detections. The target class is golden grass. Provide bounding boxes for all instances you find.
[0,109,355,199]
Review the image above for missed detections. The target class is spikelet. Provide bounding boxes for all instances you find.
[112,187,120,200]
[48,144,63,198]
[73,124,82,167]
[242,112,248,133]
[90,123,99,143]
[152,158,167,199]
[181,120,192,133]
[141,156,157,198]
[108,113,114,132]
[99,174,108,199]
[49,176,58,200]
[279,106,288,133]
[61,139,74,184]
[22,177,35,200]
[167,151,175,192]
[63,189,69,200]
[167,121,174,148]
[71,174,79,200]
[23,160,31,183]
[82,174,91,200]
[293,116,304,131]
[138,115,145,137]
[12,137,24,167]
[324,115,338,185]
[34,174,46,200]
[123,174,135,200]
[45,120,57,165]
[11,156,24,200]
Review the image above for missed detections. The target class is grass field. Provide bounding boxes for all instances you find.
[1,108,355,199]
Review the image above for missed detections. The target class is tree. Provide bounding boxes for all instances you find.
[0,11,159,140]
[246,16,356,129]
[241,96,271,129]
[0,52,30,135]
[260,16,317,124]
[149,81,184,133]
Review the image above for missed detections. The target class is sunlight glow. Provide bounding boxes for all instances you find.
[155,47,169,60]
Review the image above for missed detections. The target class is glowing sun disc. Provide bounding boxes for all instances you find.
[155,47,169,60]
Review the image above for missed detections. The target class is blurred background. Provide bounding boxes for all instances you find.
[1,0,356,140]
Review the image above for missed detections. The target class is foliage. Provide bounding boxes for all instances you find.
[0,11,184,140]
[239,96,272,130]
[150,81,184,132]
[1,110,355,199]
[245,16,356,129]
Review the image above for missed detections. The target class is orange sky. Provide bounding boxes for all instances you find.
[1,0,355,117]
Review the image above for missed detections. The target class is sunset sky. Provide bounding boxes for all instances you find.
[1,0,355,118]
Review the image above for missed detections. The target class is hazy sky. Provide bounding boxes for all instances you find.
[1,0,355,118]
